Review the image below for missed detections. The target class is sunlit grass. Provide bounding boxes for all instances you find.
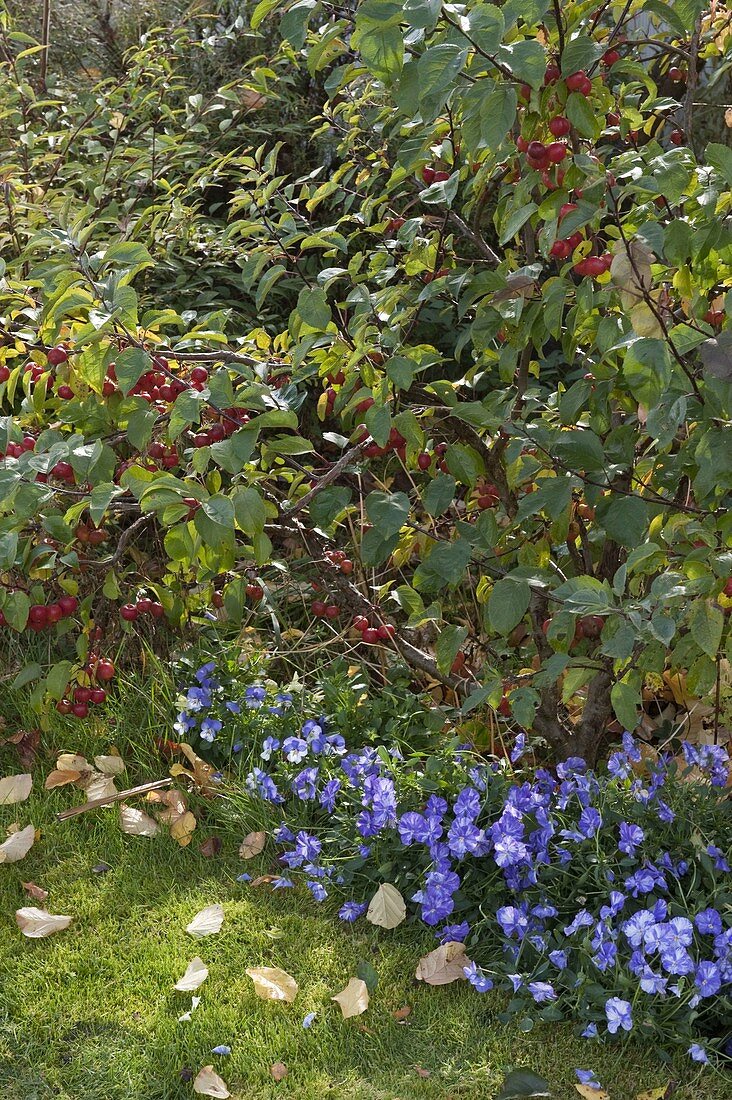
[0,676,728,1100]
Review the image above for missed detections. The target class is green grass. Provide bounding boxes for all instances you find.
[0,680,728,1100]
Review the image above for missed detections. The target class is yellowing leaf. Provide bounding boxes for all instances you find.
[636,1088,669,1100]
[16,906,72,938]
[193,1065,230,1098]
[246,966,298,1003]
[630,301,663,338]
[119,804,160,837]
[186,904,224,938]
[415,942,470,985]
[575,1087,609,1100]
[170,810,197,846]
[239,830,266,859]
[94,754,126,776]
[0,823,36,864]
[0,773,32,804]
[174,957,209,991]
[366,883,406,929]
[331,977,370,1019]
[270,1062,288,1082]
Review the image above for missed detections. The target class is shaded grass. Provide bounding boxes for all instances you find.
[0,680,728,1100]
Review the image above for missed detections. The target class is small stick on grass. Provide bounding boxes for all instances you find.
[56,777,173,822]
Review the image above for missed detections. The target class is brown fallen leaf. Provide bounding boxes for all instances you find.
[366,883,406,929]
[147,786,188,824]
[45,769,82,790]
[119,804,160,837]
[193,1065,230,1098]
[22,881,49,902]
[16,906,72,938]
[415,942,470,986]
[246,966,298,1003]
[239,830,266,859]
[171,744,219,794]
[0,824,36,864]
[250,874,276,887]
[0,773,32,805]
[270,1062,288,1082]
[84,774,118,802]
[94,754,126,776]
[331,977,369,1019]
[56,753,90,772]
[636,1088,671,1100]
[392,1004,411,1020]
[4,728,40,768]
[199,836,222,858]
[415,1066,431,1079]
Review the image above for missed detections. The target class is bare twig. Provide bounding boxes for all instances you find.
[56,777,172,821]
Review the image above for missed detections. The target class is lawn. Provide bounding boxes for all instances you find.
[0,681,727,1100]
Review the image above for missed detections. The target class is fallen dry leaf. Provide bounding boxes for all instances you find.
[575,1086,609,1100]
[415,1066,431,1078]
[0,824,36,864]
[94,754,125,776]
[193,1065,230,1098]
[331,977,369,1019]
[16,906,72,938]
[635,1088,670,1100]
[171,744,219,793]
[119,804,160,837]
[415,941,470,986]
[250,875,276,887]
[0,773,32,805]
[56,753,90,772]
[3,728,40,768]
[178,995,201,1022]
[187,904,224,938]
[392,1004,411,1020]
[246,966,298,1003]
[44,769,81,790]
[239,831,266,859]
[147,786,188,823]
[175,957,209,992]
[170,810,197,846]
[22,881,49,902]
[84,774,118,802]
[270,1062,288,1082]
[366,883,406,929]
[199,836,222,858]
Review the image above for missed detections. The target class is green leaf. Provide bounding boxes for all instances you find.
[623,339,672,406]
[353,0,404,82]
[500,203,537,246]
[233,487,267,536]
[488,577,531,635]
[435,624,468,675]
[296,286,331,330]
[423,474,456,517]
[445,444,484,486]
[114,347,151,396]
[356,959,379,992]
[416,44,467,120]
[280,0,317,49]
[705,142,732,187]
[12,662,43,691]
[495,1068,552,1100]
[46,660,74,701]
[596,496,653,548]
[365,403,391,447]
[560,36,601,75]
[498,40,546,88]
[565,91,602,139]
[413,538,472,591]
[195,494,235,546]
[611,679,641,731]
[309,486,351,528]
[0,530,18,570]
[463,83,517,151]
[366,491,410,537]
[688,600,724,659]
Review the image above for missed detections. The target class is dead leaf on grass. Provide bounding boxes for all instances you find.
[16,906,72,938]
[392,1005,411,1020]
[415,1066,431,1078]
[331,977,369,1019]
[44,769,81,790]
[575,1086,610,1100]
[193,1065,230,1098]
[56,753,90,772]
[415,941,470,985]
[199,836,222,858]
[0,824,36,864]
[246,966,298,1003]
[250,875,276,887]
[270,1062,288,1082]
[170,811,197,846]
[239,831,266,859]
[366,883,406,929]
[22,881,48,902]
[0,773,32,804]
[174,957,209,992]
[171,744,220,793]
[635,1088,671,1100]
[84,774,118,802]
[119,804,160,837]
[147,787,188,823]
[94,754,126,776]
[187,904,224,938]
